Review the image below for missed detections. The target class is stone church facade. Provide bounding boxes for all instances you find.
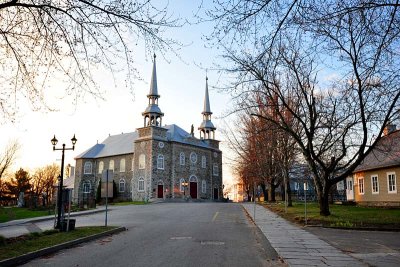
[73,56,223,203]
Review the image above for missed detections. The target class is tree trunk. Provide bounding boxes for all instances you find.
[318,187,331,216]
[286,180,292,207]
[269,182,276,202]
[260,183,268,201]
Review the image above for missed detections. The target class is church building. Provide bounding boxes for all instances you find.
[73,56,223,203]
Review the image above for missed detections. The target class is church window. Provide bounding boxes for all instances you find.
[84,162,92,174]
[202,156,206,168]
[202,180,206,193]
[83,181,91,193]
[119,179,126,192]
[190,152,197,163]
[213,164,219,176]
[180,178,185,192]
[157,154,164,170]
[120,159,126,172]
[138,177,145,192]
[98,161,104,174]
[180,152,185,166]
[139,154,145,169]
[109,160,114,171]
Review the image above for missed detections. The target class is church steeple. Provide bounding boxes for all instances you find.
[142,54,164,127]
[199,76,216,139]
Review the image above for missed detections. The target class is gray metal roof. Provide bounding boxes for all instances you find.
[202,77,212,115]
[75,124,217,159]
[148,54,159,97]
[355,130,400,172]
[199,120,216,130]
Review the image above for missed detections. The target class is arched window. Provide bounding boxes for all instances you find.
[138,177,145,192]
[190,152,197,163]
[180,178,185,192]
[202,156,206,168]
[180,152,185,166]
[202,180,207,193]
[109,160,114,171]
[120,159,126,172]
[119,178,126,192]
[84,162,92,174]
[157,154,164,170]
[83,181,91,193]
[139,154,145,169]
[98,161,104,174]
[189,175,198,183]
[213,164,219,176]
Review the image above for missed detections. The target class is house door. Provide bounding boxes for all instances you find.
[213,188,219,200]
[346,178,354,201]
[190,182,197,199]
[157,184,163,198]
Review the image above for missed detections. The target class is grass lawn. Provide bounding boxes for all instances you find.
[262,201,400,229]
[0,226,116,261]
[0,207,54,223]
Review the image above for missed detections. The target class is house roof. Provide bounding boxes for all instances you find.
[354,130,400,172]
[75,124,217,159]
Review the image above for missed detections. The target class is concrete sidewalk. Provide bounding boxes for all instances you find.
[0,207,108,238]
[242,203,367,267]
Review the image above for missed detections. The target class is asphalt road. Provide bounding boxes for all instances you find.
[22,203,285,267]
[306,227,400,267]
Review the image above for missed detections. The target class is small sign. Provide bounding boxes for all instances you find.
[101,170,114,182]
[101,170,114,198]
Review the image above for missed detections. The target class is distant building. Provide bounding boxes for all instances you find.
[232,182,244,202]
[347,125,400,206]
[73,55,223,204]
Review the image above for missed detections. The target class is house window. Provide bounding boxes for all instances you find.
[157,154,164,170]
[388,172,397,193]
[190,152,197,163]
[120,159,126,172]
[358,177,364,195]
[347,180,353,191]
[202,180,206,193]
[109,160,114,171]
[180,152,185,166]
[371,175,379,194]
[84,162,92,174]
[83,181,91,193]
[202,156,206,168]
[138,177,145,192]
[119,179,126,192]
[139,154,145,169]
[98,161,104,174]
[180,178,185,192]
[213,163,218,176]
[294,182,299,190]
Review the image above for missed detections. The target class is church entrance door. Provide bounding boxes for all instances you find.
[213,188,219,200]
[190,182,197,199]
[157,184,163,198]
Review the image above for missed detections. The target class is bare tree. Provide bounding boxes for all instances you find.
[208,1,400,215]
[31,164,59,205]
[0,0,181,122]
[0,140,20,203]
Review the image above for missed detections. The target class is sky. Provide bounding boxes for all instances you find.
[0,1,237,185]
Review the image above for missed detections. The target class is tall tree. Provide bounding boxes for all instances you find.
[6,168,31,197]
[31,164,59,204]
[0,140,20,202]
[208,0,400,215]
[0,0,180,121]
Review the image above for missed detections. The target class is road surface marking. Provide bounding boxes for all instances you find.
[201,241,225,245]
[170,236,192,240]
[212,211,219,222]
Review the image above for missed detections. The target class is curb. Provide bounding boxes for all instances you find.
[0,226,126,267]
[0,208,108,228]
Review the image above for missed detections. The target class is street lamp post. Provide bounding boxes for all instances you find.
[51,134,77,229]
[182,181,188,199]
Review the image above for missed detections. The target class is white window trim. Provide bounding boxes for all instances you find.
[120,159,126,172]
[371,175,379,194]
[202,180,206,193]
[387,172,397,194]
[119,179,126,192]
[180,152,185,166]
[139,154,145,169]
[98,161,104,174]
[138,177,145,192]
[84,162,92,174]
[190,152,197,164]
[109,160,114,171]
[83,181,91,193]
[157,154,164,170]
[202,156,206,168]
[213,163,218,176]
[358,177,364,195]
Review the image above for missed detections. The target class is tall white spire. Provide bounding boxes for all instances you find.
[149,54,159,97]
[142,54,163,127]
[199,76,216,139]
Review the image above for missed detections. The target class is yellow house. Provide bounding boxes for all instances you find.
[347,128,400,206]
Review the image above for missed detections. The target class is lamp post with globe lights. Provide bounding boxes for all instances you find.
[51,134,77,229]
